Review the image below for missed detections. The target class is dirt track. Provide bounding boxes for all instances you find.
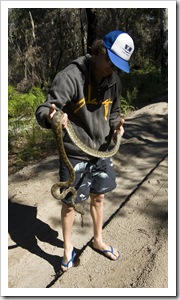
[7,100,168,295]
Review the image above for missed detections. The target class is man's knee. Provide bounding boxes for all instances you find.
[90,193,104,204]
[62,202,74,214]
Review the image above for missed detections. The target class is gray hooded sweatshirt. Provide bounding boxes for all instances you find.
[36,54,122,161]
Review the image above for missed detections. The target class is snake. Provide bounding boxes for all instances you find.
[51,109,122,217]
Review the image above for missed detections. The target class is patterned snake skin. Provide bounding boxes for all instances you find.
[51,110,122,216]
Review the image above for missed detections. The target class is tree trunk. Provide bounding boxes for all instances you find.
[86,8,97,53]
[161,8,168,80]
[29,11,36,45]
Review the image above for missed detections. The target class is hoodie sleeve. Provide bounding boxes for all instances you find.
[35,71,75,128]
[109,75,122,130]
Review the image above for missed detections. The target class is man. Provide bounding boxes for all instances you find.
[36,30,134,271]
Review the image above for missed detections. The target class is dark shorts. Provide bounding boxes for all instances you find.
[59,157,117,205]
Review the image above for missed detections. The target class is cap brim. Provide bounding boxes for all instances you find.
[107,49,130,73]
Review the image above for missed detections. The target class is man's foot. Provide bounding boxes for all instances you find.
[92,241,120,261]
[61,246,76,272]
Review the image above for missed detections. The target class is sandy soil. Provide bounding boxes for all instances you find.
[7,99,169,296]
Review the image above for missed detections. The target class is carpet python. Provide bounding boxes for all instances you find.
[51,110,122,224]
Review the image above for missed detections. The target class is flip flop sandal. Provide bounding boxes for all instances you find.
[92,245,120,261]
[102,245,120,261]
[61,248,76,270]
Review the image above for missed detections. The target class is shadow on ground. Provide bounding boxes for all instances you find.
[8,199,64,273]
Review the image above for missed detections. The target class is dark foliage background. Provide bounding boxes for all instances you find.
[8,8,168,92]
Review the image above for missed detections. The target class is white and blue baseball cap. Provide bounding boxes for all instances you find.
[103,30,134,73]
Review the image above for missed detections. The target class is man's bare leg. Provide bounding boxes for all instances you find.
[61,203,75,271]
[90,193,119,260]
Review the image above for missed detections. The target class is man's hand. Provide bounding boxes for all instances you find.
[46,104,68,128]
[61,113,68,128]
[114,117,125,136]
[47,104,57,124]
[113,117,125,143]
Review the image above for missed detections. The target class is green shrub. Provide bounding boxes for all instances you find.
[120,67,167,108]
[8,85,52,173]
[120,96,135,115]
[8,85,46,118]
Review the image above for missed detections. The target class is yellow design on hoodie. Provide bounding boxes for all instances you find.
[74,84,112,120]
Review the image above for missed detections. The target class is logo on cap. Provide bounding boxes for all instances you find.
[125,44,132,53]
